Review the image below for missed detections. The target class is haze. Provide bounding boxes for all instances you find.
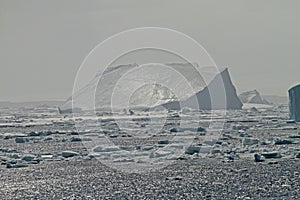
[0,0,299,101]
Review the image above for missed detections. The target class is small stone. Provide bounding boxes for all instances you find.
[295,152,300,158]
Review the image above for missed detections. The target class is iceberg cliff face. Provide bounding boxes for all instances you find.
[289,84,300,122]
[161,68,243,110]
[239,90,270,104]
[60,63,242,112]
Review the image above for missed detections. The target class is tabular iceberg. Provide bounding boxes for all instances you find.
[289,84,300,122]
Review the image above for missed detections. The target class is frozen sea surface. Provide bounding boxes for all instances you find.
[0,105,299,199]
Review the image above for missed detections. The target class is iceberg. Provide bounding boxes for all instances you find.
[289,84,300,122]
[59,63,242,112]
[239,90,270,104]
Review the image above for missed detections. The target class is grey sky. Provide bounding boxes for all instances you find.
[0,0,299,101]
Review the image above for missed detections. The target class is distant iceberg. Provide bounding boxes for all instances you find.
[239,90,270,105]
[262,95,288,105]
[289,84,300,122]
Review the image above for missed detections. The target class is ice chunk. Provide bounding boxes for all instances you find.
[61,151,79,158]
[15,137,29,143]
[232,124,249,130]
[261,152,282,159]
[93,146,120,153]
[242,138,259,146]
[254,154,265,162]
[185,145,201,155]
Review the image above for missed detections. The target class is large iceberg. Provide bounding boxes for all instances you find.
[59,63,242,112]
[289,84,300,122]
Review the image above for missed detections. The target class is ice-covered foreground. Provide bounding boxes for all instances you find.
[0,104,299,168]
[0,104,299,198]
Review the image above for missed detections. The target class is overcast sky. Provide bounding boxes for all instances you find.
[0,0,300,102]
